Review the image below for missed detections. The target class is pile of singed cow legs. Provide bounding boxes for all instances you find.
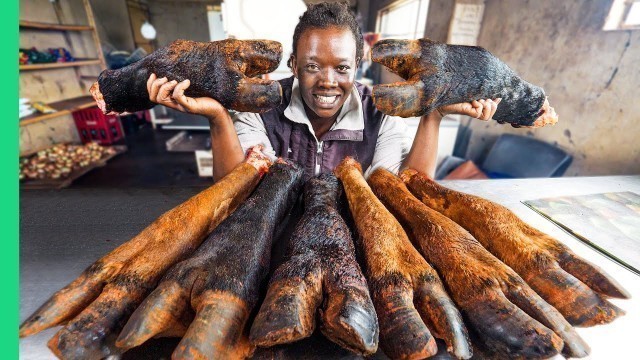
[400,168,629,327]
[368,168,587,359]
[20,155,629,360]
[19,157,375,360]
[20,146,273,359]
[250,173,378,356]
[335,159,470,360]
[116,159,304,359]
[335,157,628,360]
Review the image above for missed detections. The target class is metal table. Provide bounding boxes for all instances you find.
[20,176,640,359]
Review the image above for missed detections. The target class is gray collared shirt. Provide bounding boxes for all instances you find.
[233,78,412,177]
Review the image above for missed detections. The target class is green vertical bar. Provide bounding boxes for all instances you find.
[2,0,19,357]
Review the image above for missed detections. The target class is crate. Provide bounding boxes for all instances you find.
[195,150,213,177]
[72,107,124,145]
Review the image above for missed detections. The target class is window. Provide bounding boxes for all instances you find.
[625,2,640,25]
[376,0,430,39]
[604,0,640,30]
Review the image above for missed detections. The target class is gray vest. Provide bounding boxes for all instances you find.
[260,76,384,180]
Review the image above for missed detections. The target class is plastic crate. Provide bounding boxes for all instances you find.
[72,107,124,145]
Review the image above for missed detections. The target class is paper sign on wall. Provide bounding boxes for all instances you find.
[447,1,485,46]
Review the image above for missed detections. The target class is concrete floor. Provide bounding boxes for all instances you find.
[71,125,212,188]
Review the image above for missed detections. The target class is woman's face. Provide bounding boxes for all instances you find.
[292,26,358,121]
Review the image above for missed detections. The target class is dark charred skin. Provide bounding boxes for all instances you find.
[19,150,271,359]
[250,174,378,355]
[372,38,546,127]
[400,168,630,328]
[369,168,590,359]
[335,157,469,360]
[92,39,283,114]
[116,160,304,360]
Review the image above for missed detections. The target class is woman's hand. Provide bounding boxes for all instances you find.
[147,73,227,120]
[437,98,502,121]
[148,73,248,181]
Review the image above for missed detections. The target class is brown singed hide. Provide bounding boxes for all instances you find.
[19,146,272,359]
[369,168,589,359]
[401,168,629,327]
[250,173,378,355]
[371,38,557,128]
[334,157,470,360]
[115,160,304,360]
[90,39,283,114]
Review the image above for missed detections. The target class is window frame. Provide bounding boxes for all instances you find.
[375,0,430,40]
[604,0,640,31]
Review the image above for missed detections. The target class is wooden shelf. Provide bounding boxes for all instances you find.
[80,75,97,81]
[20,59,102,71]
[20,20,93,31]
[19,95,97,126]
[18,0,107,142]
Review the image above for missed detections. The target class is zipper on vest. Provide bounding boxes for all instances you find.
[315,141,323,175]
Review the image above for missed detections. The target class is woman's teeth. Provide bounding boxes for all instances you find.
[315,95,338,104]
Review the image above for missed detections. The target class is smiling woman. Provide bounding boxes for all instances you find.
[229,1,426,180]
[291,26,358,136]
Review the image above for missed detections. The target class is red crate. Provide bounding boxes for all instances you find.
[72,107,124,145]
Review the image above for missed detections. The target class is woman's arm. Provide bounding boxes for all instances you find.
[206,112,246,182]
[401,111,442,178]
[148,74,245,181]
[401,99,501,178]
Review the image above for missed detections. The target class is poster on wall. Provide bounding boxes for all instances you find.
[447,0,485,46]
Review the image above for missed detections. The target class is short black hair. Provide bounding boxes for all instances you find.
[288,1,364,68]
